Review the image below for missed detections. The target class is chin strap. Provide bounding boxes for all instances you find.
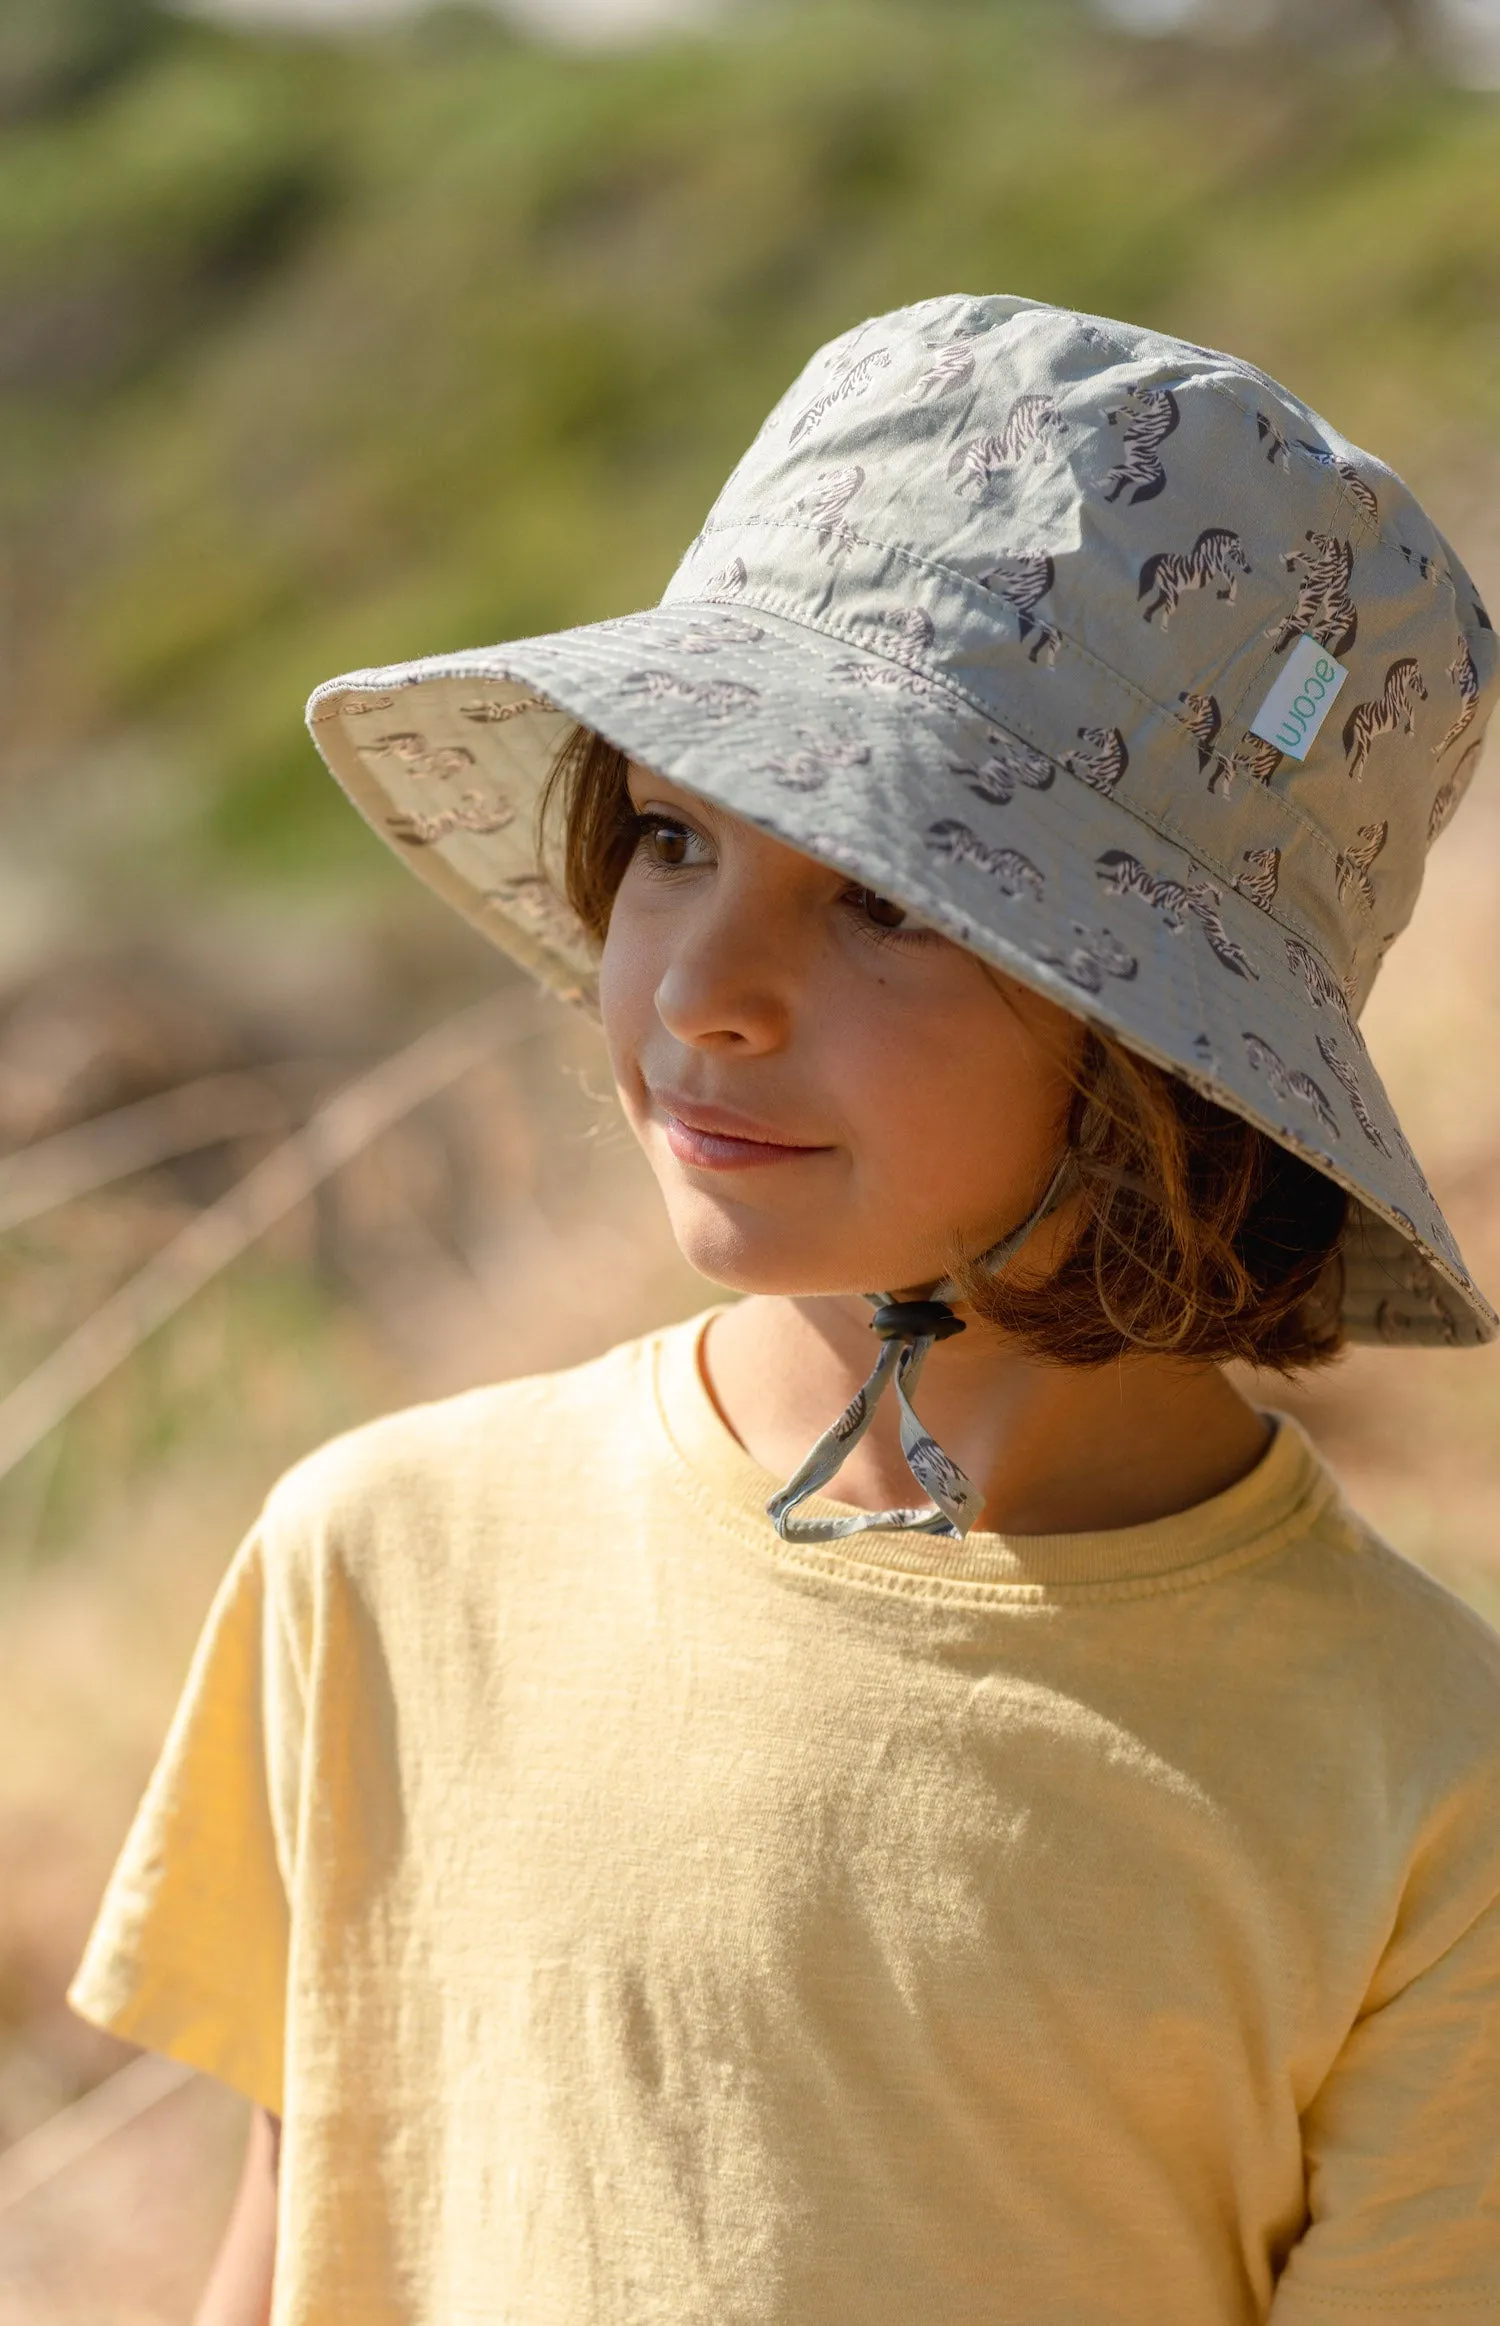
[765,1157,1076,1545]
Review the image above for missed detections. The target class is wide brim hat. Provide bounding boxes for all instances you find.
[308,294,1497,1351]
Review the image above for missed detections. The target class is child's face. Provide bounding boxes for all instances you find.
[600,763,1083,1300]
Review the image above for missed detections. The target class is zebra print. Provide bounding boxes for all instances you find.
[1268,531,1357,656]
[1035,924,1138,994]
[1295,440,1380,524]
[387,790,515,846]
[1178,690,1222,771]
[1243,1033,1339,1139]
[916,342,977,399]
[1283,935,1355,1032]
[1207,734,1283,798]
[1138,528,1251,628]
[654,616,767,653]
[1398,541,1448,587]
[458,694,554,725]
[947,394,1066,492]
[925,821,1045,900]
[789,346,892,446]
[1315,1033,1390,1153]
[702,556,749,597]
[1429,737,1483,848]
[364,731,476,783]
[948,731,1054,807]
[977,551,1060,664]
[1341,657,1427,781]
[1334,821,1387,910]
[1101,386,1180,506]
[877,606,937,660]
[760,731,872,791]
[1256,413,1290,470]
[1062,726,1129,795]
[621,671,761,719]
[1434,638,1481,758]
[1094,851,1260,978]
[797,465,865,554]
[1235,847,1281,911]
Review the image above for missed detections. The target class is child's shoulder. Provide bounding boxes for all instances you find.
[1288,1454,1500,1762]
[256,1315,683,1571]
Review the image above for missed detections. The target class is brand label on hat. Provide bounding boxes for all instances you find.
[1248,634,1350,762]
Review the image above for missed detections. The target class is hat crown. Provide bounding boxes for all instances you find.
[666,295,1496,1015]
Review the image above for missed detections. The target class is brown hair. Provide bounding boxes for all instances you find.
[539,724,1347,1373]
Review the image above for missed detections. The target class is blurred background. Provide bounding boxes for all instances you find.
[1,0,1498,2312]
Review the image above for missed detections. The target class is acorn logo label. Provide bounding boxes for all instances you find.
[1249,634,1350,762]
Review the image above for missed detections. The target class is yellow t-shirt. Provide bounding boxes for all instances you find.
[71,1314,1500,2325]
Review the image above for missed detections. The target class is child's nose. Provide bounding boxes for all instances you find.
[653,878,801,1055]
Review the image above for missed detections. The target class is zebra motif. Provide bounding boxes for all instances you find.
[948,731,1054,806]
[948,395,1066,493]
[1235,847,1281,911]
[654,615,767,653]
[483,875,578,946]
[1062,726,1129,795]
[789,346,892,446]
[1475,592,1494,632]
[925,821,1045,900]
[1268,531,1357,656]
[878,606,937,659]
[906,1433,974,1517]
[1186,884,1259,978]
[387,789,514,846]
[1334,821,1387,910]
[621,671,761,719]
[1315,1033,1390,1154]
[761,731,872,791]
[1138,529,1251,628]
[1035,923,1138,995]
[1243,1034,1339,1138]
[835,656,941,699]
[1094,851,1259,977]
[458,693,554,724]
[1296,440,1380,525]
[1434,639,1480,758]
[1256,412,1290,470]
[364,732,475,782]
[797,465,865,555]
[1429,736,1483,847]
[703,556,749,597]
[977,551,1059,664]
[1284,935,1355,1032]
[1101,386,1179,505]
[916,342,976,399]
[1341,657,1426,781]
[831,1387,868,1444]
[1398,541,1447,586]
[1207,734,1283,799]
[1178,690,1222,771]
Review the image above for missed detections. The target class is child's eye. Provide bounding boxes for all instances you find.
[633,811,712,870]
[844,884,932,943]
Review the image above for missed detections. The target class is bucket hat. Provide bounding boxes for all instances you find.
[307,294,1497,1529]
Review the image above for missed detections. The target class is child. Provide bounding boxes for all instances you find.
[72,296,1500,2325]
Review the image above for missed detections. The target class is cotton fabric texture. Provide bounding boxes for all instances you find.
[305,293,1498,1349]
[71,1316,1500,2326]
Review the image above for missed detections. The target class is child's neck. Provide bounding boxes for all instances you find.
[701,1295,1272,1539]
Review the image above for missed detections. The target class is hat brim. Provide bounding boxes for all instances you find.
[307,598,1494,1350]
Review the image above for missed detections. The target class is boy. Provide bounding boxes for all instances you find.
[73,296,1500,2323]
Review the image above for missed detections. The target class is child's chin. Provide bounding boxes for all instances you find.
[665,1204,921,1302]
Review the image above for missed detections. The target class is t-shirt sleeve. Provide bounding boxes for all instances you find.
[1270,1862,1500,2319]
[68,1518,305,2119]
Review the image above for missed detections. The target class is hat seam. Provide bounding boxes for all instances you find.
[679,546,1355,973]
[1194,375,1385,548]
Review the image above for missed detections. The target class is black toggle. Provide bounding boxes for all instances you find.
[870,1300,966,1344]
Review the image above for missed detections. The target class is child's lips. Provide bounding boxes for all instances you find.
[655,1096,831,1173]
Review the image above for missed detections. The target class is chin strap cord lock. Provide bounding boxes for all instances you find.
[765,1156,1076,1547]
